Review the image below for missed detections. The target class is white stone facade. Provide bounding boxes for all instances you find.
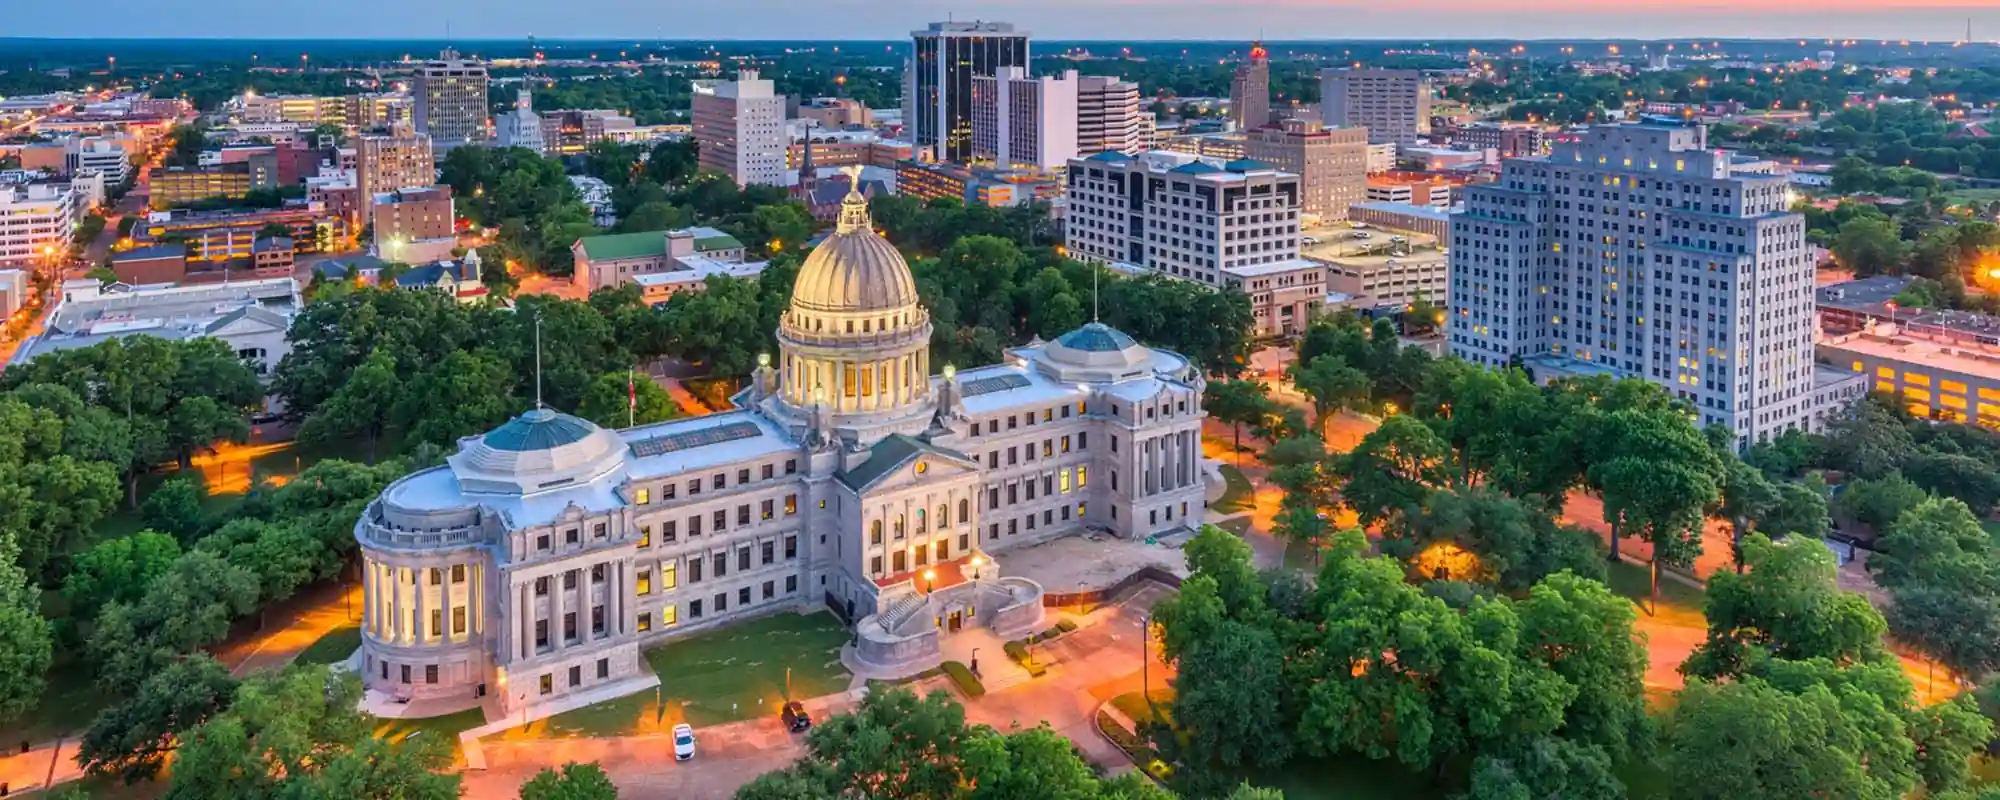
[357,188,1207,715]
[1448,122,1821,448]
[1064,150,1303,288]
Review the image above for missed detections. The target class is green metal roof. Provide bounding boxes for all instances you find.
[575,231,669,261]
[482,409,599,452]
[837,434,975,492]
[693,233,744,252]
[1055,322,1138,353]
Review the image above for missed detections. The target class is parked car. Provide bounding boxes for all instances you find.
[782,700,813,732]
[1353,231,1372,239]
[673,723,697,760]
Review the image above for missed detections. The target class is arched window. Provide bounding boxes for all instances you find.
[915,508,927,533]
[895,514,905,537]
[937,504,949,529]
[870,520,883,544]
[958,499,970,524]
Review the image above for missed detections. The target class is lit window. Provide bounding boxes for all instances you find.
[662,561,677,590]
[636,487,650,505]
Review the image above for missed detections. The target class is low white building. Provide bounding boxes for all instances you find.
[570,175,616,228]
[14,278,300,379]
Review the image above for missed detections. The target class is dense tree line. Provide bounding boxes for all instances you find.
[736,686,1181,799]
[1151,527,1650,796]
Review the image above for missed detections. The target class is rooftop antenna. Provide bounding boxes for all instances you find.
[1092,263,1100,323]
[534,315,545,410]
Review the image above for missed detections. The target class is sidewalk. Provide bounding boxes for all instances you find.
[213,581,364,676]
[0,740,80,798]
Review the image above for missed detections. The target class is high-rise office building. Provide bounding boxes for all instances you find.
[905,21,1031,163]
[1244,120,1369,220]
[692,70,788,187]
[1449,121,1828,448]
[1229,42,1271,132]
[1064,150,1303,286]
[355,130,437,223]
[412,49,490,152]
[1320,68,1432,147]
[1076,76,1145,157]
[970,67,1078,171]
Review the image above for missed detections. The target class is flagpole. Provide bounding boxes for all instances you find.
[628,367,636,429]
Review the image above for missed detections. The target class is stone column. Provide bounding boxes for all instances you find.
[553,569,568,651]
[519,580,531,659]
[360,561,375,637]
[422,569,435,643]
[389,567,404,644]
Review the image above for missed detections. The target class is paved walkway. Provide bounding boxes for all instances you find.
[213,581,364,677]
[0,739,78,798]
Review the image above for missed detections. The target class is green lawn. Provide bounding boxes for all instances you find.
[538,611,851,736]
[12,653,118,745]
[1604,559,1708,625]
[294,624,362,666]
[23,774,166,800]
[1111,687,1176,727]
[1214,465,1255,514]
[1947,188,2000,205]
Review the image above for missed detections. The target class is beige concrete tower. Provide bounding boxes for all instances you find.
[774,170,936,444]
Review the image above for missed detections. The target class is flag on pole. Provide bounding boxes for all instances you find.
[628,368,637,427]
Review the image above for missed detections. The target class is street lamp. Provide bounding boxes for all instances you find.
[922,569,936,593]
[970,647,981,676]
[1140,611,1154,712]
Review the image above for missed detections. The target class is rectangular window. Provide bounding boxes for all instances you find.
[540,674,552,695]
[1061,435,1071,453]
[535,576,549,596]
[535,619,548,648]
[871,555,884,575]
[740,587,752,605]
[597,659,609,679]
[1905,372,1931,386]
[714,510,727,532]
[1942,380,1969,395]
[426,664,438,684]
[662,605,677,627]
[638,569,652,595]
[537,534,551,552]
[738,504,751,526]
[1079,432,1087,450]
[785,459,798,475]
[784,535,797,559]
[636,487,651,505]
[761,464,774,480]
[689,516,702,536]
[569,665,582,687]
[451,565,466,583]
[785,575,798,594]
[714,553,727,577]
[638,526,652,548]
[1060,471,1072,493]
[663,561,677,590]
[689,558,703,582]
[761,499,775,520]
[665,484,676,500]
[688,479,701,496]
[662,521,677,543]
[739,547,752,571]
[452,606,466,635]
[690,599,703,619]
[713,474,726,490]
[762,541,775,564]
[715,593,728,612]
[1077,465,1088,488]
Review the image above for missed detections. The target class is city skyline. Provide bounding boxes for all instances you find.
[6,0,1998,43]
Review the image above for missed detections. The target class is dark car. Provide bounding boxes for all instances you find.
[782,700,812,732]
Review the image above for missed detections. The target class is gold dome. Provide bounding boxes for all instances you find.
[789,180,919,315]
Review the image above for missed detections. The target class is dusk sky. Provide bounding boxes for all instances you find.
[8,0,1999,41]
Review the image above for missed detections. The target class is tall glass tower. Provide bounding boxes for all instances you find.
[905,21,1030,164]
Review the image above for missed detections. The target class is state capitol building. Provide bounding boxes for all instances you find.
[354,186,1212,716]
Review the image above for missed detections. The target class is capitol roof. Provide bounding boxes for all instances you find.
[789,181,918,315]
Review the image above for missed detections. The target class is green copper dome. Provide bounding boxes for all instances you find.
[481,409,600,452]
[1055,323,1138,353]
